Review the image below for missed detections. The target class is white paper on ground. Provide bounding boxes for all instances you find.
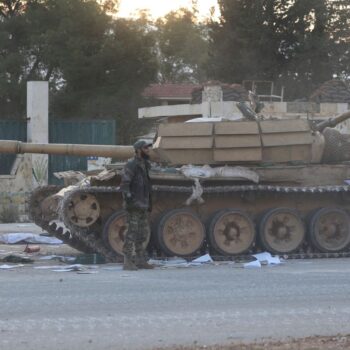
[253,252,282,265]
[51,264,85,272]
[52,264,100,272]
[149,255,214,268]
[243,260,261,268]
[148,257,188,267]
[0,264,25,269]
[267,256,282,265]
[191,254,213,264]
[39,255,75,262]
[0,233,62,245]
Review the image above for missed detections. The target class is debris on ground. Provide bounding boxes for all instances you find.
[0,233,62,245]
[24,244,41,253]
[148,257,189,268]
[51,264,90,272]
[191,254,213,264]
[0,235,287,274]
[149,254,215,268]
[253,252,283,265]
[243,252,283,268]
[34,264,99,273]
[39,255,76,263]
[157,334,350,350]
[0,264,25,269]
[1,255,34,263]
[243,259,261,268]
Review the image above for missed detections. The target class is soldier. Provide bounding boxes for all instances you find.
[120,140,154,271]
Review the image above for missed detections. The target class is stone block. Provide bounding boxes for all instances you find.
[287,102,320,114]
[263,102,287,114]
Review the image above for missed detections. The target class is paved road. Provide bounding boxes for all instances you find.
[1,259,350,350]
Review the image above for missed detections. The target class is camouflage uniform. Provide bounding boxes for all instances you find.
[120,151,152,267]
[123,209,150,258]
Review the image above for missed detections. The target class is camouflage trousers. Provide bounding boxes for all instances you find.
[123,209,150,258]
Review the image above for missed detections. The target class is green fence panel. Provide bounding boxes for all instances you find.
[0,120,27,175]
[49,120,116,184]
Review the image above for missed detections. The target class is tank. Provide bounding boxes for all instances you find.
[2,109,350,261]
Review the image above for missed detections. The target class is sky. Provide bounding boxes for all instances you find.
[117,0,220,19]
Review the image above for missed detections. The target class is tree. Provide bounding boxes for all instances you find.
[208,1,288,83]
[328,0,350,79]
[0,0,30,117]
[0,0,157,143]
[208,0,350,99]
[156,7,209,83]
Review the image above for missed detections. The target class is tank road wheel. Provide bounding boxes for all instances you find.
[66,193,100,228]
[208,209,255,255]
[309,208,350,253]
[259,208,305,254]
[156,209,205,257]
[102,210,151,256]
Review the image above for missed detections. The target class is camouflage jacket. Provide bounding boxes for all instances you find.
[120,156,152,211]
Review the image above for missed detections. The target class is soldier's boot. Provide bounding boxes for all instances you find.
[135,253,154,270]
[123,255,138,271]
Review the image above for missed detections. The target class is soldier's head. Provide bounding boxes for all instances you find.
[133,140,152,159]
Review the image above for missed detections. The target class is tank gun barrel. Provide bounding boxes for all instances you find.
[0,140,135,159]
[316,110,350,132]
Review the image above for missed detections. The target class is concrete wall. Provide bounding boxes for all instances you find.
[0,155,33,222]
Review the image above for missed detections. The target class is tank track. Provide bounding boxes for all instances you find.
[29,186,93,254]
[58,184,350,262]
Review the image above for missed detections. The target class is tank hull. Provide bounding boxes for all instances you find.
[29,164,350,261]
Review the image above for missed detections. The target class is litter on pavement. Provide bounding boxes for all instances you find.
[51,264,87,272]
[0,264,25,269]
[24,245,41,253]
[35,264,100,273]
[1,255,34,263]
[0,233,62,245]
[39,255,76,263]
[149,254,215,268]
[191,254,213,264]
[243,259,262,268]
[243,252,283,268]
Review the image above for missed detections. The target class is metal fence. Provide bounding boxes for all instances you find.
[0,119,116,183]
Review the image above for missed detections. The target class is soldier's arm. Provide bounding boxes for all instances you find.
[120,162,135,200]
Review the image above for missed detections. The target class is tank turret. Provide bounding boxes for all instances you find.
[152,110,350,166]
[1,111,350,166]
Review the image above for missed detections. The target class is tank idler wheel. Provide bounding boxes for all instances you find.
[309,207,350,253]
[208,209,255,255]
[156,209,205,257]
[259,208,305,254]
[67,193,100,228]
[102,210,150,256]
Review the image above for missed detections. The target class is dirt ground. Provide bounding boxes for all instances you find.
[161,335,350,350]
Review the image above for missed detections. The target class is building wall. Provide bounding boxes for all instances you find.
[0,155,32,222]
